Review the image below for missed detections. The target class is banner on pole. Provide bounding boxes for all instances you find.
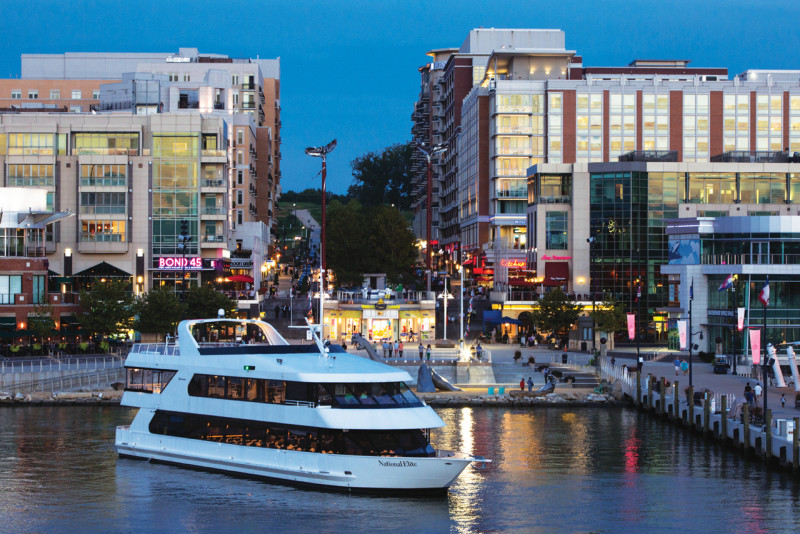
[678,320,687,350]
[627,314,635,341]
[737,307,745,331]
[749,328,761,365]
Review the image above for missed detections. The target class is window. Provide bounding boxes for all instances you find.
[28,90,38,99]
[168,73,178,82]
[80,220,126,242]
[236,130,244,146]
[232,74,239,86]
[545,212,568,250]
[126,368,177,393]
[232,91,239,105]
[7,164,54,186]
[237,190,243,205]
[80,192,127,215]
[7,133,55,156]
[0,275,22,305]
[32,275,46,304]
[237,170,244,185]
[71,90,81,99]
[237,210,243,225]
[178,90,199,109]
[73,133,139,155]
[92,90,100,100]
[183,73,190,82]
[236,150,244,165]
[10,89,21,99]
[70,105,81,113]
[50,89,60,99]
[81,164,127,186]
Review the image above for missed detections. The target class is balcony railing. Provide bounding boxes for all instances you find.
[618,150,678,162]
[495,189,527,199]
[537,195,571,204]
[80,233,124,242]
[203,179,225,187]
[201,149,226,157]
[79,206,126,215]
[701,253,800,266]
[495,147,532,156]
[7,177,54,187]
[80,177,126,187]
[203,235,225,243]
[201,207,226,216]
[241,102,256,109]
[710,150,794,163]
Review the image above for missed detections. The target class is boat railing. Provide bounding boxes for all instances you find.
[285,400,315,408]
[130,344,181,356]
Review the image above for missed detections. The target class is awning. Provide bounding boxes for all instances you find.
[544,262,569,286]
[227,274,254,283]
[75,261,131,277]
[462,257,476,266]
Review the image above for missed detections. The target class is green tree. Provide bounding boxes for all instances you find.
[347,142,413,209]
[326,199,368,287]
[589,297,626,336]
[184,284,237,320]
[28,301,56,342]
[135,288,184,338]
[77,280,135,338]
[530,288,582,337]
[365,204,418,285]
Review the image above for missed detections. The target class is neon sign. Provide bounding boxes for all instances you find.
[542,255,572,260]
[500,259,526,268]
[158,257,203,270]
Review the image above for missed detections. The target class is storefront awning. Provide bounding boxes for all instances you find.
[544,262,569,286]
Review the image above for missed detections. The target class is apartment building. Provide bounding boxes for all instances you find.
[0,48,282,317]
[0,79,107,113]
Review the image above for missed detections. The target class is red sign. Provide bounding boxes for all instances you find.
[500,259,526,268]
[542,255,572,260]
[158,256,203,270]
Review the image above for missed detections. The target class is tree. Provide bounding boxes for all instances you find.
[28,301,56,343]
[326,199,368,287]
[530,288,582,338]
[365,204,417,285]
[135,288,184,338]
[589,297,626,336]
[184,284,237,320]
[347,142,413,209]
[76,280,136,338]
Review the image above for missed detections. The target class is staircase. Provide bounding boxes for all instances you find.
[492,362,600,389]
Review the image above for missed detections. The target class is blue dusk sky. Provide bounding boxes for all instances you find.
[2,0,799,194]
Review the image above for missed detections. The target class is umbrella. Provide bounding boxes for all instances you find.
[228,275,254,283]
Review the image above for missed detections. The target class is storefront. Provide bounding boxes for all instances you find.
[326,309,362,342]
[322,301,436,343]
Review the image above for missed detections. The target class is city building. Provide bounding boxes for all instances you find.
[0,48,282,318]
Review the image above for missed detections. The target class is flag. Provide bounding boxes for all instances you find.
[758,277,770,307]
[718,274,735,291]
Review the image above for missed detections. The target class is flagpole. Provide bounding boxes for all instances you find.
[762,278,768,418]
[689,278,694,388]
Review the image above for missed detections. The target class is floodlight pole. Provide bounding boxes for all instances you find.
[414,143,447,293]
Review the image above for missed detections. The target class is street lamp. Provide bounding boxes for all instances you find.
[178,219,192,301]
[414,142,447,293]
[458,261,464,343]
[587,236,596,356]
[438,277,454,341]
[305,139,337,338]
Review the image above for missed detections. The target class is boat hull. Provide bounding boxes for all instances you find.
[115,426,474,492]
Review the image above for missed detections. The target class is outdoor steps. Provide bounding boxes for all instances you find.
[492,362,600,389]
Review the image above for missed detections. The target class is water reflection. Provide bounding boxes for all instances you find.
[2,406,800,532]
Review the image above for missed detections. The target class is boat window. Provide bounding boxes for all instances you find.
[125,368,177,393]
[317,385,333,406]
[208,376,226,398]
[228,377,244,400]
[148,410,435,457]
[245,378,263,402]
[266,380,285,403]
[285,381,313,403]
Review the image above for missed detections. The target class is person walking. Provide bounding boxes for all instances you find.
[782,393,787,408]
[426,344,432,362]
[680,358,688,376]
[394,340,400,358]
[754,382,763,400]
[398,341,404,358]
[527,377,533,392]
[382,341,389,358]
[520,378,525,391]
[418,343,424,361]
[475,343,483,360]
[674,357,681,376]
[388,341,394,358]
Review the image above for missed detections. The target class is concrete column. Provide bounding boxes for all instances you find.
[703,394,711,437]
[660,377,667,417]
[673,381,679,421]
[721,395,728,442]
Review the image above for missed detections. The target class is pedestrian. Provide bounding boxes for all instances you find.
[680,358,688,375]
[610,356,615,367]
[342,341,347,351]
[475,343,483,360]
[394,340,400,358]
[520,378,525,391]
[782,393,787,408]
[674,357,681,376]
[274,304,280,319]
[754,382,763,400]
[426,344,432,362]
[418,343,424,361]
[398,341,404,358]
[388,341,394,358]
[527,377,533,392]
[382,341,389,358]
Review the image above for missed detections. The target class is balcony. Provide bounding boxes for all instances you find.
[7,177,55,187]
[618,150,678,162]
[241,101,256,109]
[537,195,571,204]
[494,147,532,156]
[242,82,256,90]
[495,189,528,199]
[214,102,225,110]
[201,206,226,219]
[201,149,227,162]
[201,234,226,249]
[700,252,800,266]
[710,150,794,163]
[201,179,226,192]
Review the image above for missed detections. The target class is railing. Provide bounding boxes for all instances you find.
[495,126,535,135]
[201,207,226,216]
[74,148,138,156]
[213,102,225,110]
[618,150,678,162]
[203,179,225,187]
[494,147,532,156]
[203,235,225,243]
[80,233,124,242]
[333,290,432,303]
[7,177,55,187]
[495,189,527,199]
[711,150,794,163]
[700,253,800,266]
[8,367,124,393]
[537,195,571,203]
[202,149,226,157]
[80,206,126,215]
[80,177,126,187]
[0,355,125,375]
[130,344,180,356]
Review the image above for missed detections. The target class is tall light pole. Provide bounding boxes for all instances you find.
[305,139,337,338]
[587,236,596,356]
[459,261,464,343]
[414,142,447,292]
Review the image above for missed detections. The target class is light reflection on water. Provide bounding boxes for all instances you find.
[1,406,800,533]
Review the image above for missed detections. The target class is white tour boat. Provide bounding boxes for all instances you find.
[115,317,486,492]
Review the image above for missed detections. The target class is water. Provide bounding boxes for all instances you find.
[1,406,800,533]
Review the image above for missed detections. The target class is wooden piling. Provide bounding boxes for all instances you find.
[685,386,694,427]
[743,404,750,455]
[672,381,679,421]
[636,371,641,408]
[660,377,667,417]
[721,395,728,442]
[647,374,653,412]
[793,417,799,474]
[703,394,711,437]
[766,410,773,462]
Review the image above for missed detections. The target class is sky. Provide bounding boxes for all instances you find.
[2,0,800,194]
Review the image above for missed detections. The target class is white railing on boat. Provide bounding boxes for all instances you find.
[129,344,181,356]
[284,400,315,408]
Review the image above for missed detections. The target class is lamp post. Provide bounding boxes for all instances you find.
[414,142,447,293]
[439,276,453,341]
[459,261,464,343]
[587,237,596,356]
[178,220,191,301]
[636,280,642,363]
[305,139,337,339]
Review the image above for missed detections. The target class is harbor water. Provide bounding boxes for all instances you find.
[1,405,800,533]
